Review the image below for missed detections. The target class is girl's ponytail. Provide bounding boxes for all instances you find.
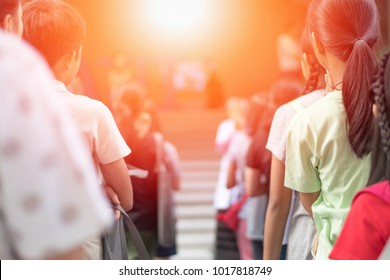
[307,0,380,158]
[342,39,378,158]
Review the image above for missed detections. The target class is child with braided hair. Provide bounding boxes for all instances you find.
[263,26,325,260]
[329,52,390,260]
[285,0,380,259]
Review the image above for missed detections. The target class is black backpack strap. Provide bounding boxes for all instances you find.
[114,205,150,260]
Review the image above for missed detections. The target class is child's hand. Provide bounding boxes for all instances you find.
[104,185,121,220]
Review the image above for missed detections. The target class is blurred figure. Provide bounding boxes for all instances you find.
[0,31,112,259]
[154,135,181,260]
[247,78,303,260]
[113,82,147,153]
[124,109,159,259]
[22,0,133,259]
[205,69,224,109]
[276,21,303,82]
[223,98,252,259]
[263,26,325,260]
[119,95,180,259]
[113,83,177,259]
[244,93,270,260]
[213,97,247,260]
[0,0,23,36]
[108,52,134,111]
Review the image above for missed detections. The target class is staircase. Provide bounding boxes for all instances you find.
[159,108,226,260]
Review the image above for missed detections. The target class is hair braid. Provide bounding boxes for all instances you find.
[303,54,320,94]
[372,52,390,158]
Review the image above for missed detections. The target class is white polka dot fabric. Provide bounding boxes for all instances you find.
[0,31,113,259]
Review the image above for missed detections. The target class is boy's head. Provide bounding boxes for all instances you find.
[22,0,86,84]
[0,0,23,37]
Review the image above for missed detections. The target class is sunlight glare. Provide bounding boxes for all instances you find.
[144,0,211,37]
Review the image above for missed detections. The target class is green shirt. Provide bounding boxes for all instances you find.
[285,91,371,259]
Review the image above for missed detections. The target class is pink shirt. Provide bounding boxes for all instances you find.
[330,181,390,260]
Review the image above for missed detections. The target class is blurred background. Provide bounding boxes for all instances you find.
[60,0,390,259]
[66,0,390,107]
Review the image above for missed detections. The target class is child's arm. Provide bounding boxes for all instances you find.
[263,156,292,259]
[300,191,320,219]
[100,158,133,212]
[244,167,268,197]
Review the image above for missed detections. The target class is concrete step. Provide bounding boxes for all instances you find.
[181,170,219,181]
[181,160,220,169]
[176,204,216,219]
[180,181,216,194]
[176,151,219,161]
[176,218,216,233]
[175,192,214,206]
[176,232,215,247]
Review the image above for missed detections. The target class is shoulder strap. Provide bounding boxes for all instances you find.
[114,205,150,260]
[153,132,165,172]
[354,181,390,205]
[288,99,305,113]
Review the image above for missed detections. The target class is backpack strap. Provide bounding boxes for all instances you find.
[153,132,166,173]
[114,205,150,260]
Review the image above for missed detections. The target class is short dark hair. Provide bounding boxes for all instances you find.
[0,0,19,23]
[22,0,86,67]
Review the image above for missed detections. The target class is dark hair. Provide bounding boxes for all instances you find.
[245,93,268,137]
[269,78,303,109]
[119,83,146,117]
[300,26,325,95]
[22,0,86,67]
[263,78,302,133]
[307,0,379,158]
[0,0,19,23]
[368,52,390,185]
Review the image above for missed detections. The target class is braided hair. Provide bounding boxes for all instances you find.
[300,27,324,95]
[368,51,390,185]
[303,54,321,95]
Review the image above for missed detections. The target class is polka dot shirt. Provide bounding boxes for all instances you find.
[0,32,113,259]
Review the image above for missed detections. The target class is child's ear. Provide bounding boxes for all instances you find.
[2,14,13,33]
[311,32,327,69]
[311,32,325,55]
[301,52,310,80]
[372,104,378,118]
[74,46,83,60]
[62,51,76,69]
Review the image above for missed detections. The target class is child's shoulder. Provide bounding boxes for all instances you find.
[65,93,113,121]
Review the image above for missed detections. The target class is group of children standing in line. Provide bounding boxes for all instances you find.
[214,0,390,260]
[1,0,390,260]
[0,0,180,260]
